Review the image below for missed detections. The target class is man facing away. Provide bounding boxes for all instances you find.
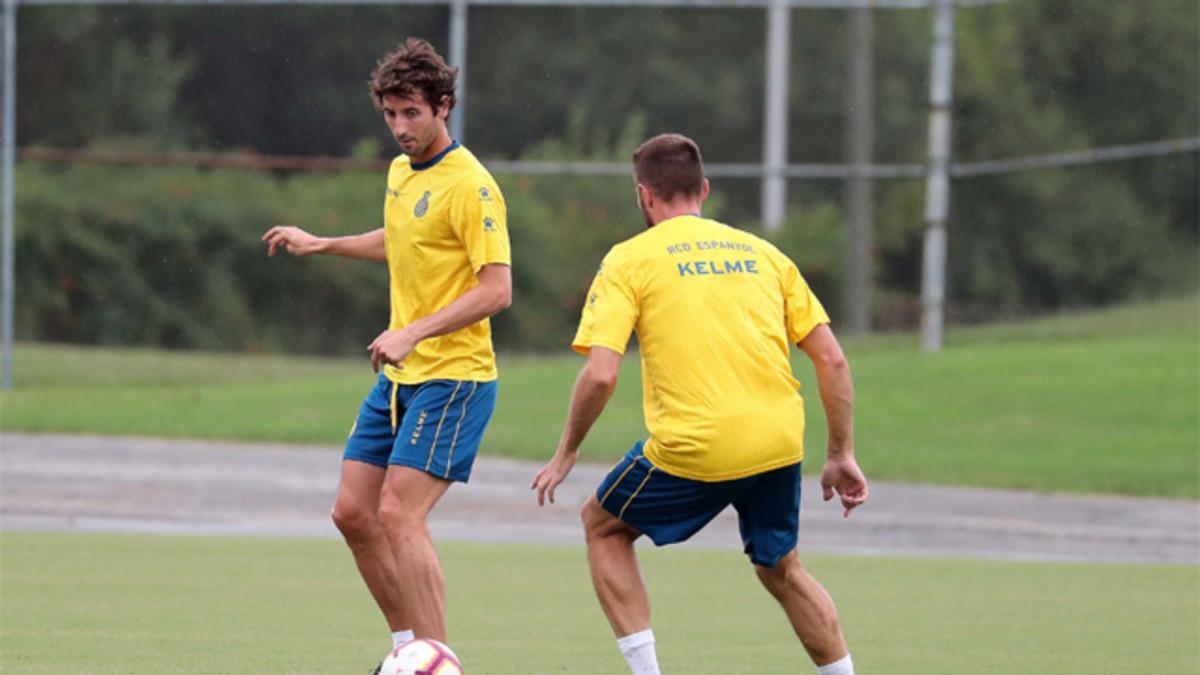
[261,38,511,669]
[532,133,867,675]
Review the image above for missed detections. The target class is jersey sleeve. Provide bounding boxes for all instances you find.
[449,175,511,271]
[571,248,639,356]
[781,254,831,344]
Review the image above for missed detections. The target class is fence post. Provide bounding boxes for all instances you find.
[449,0,468,144]
[1,0,17,389]
[761,0,790,232]
[921,0,955,353]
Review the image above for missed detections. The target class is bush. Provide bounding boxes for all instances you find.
[14,158,1196,354]
[16,162,387,353]
[14,159,647,355]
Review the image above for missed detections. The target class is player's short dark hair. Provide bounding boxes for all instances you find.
[368,38,458,115]
[632,133,705,202]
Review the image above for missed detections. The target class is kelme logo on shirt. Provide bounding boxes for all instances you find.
[479,186,492,202]
[483,216,496,232]
[414,191,432,217]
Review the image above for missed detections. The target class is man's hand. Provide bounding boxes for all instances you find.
[532,348,621,507]
[531,448,579,506]
[820,453,868,518]
[368,328,420,373]
[262,225,326,257]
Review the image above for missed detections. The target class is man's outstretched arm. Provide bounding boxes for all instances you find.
[532,346,623,505]
[262,225,386,262]
[798,324,868,517]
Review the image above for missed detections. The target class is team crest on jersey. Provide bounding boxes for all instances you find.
[483,216,496,232]
[414,191,432,217]
[479,186,492,202]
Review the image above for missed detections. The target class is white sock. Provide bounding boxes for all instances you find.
[391,629,415,649]
[817,653,854,675]
[617,628,661,675]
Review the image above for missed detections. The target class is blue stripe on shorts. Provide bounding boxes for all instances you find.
[595,440,802,568]
[344,374,497,483]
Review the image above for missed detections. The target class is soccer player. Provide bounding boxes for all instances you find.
[261,38,511,669]
[532,133,867,675]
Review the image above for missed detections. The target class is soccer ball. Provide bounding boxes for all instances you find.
[380,638,464,675]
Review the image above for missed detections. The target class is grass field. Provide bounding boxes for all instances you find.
[1,296,1197,497]
[1,531,1196,674]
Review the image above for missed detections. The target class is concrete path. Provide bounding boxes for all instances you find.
[2,433,1196,564]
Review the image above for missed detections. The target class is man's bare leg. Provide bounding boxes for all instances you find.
[755,550,851,669]
[582,496,660,674]
[331,459,409,631]
[582,496,650,634]
[379,466,453,641]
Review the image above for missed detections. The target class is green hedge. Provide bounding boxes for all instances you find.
[17,163,387,353]
[14,160,1197,355]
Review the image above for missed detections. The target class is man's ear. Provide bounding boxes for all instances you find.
[636,184,653,209]
[436,96,452,121]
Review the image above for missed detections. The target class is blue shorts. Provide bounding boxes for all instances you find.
[344,374,497,483]
[595,441,802,568]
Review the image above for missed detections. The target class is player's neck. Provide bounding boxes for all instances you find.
[650,203,703,227]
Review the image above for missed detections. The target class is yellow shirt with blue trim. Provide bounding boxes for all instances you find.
[383,142,510,384]
[572,215,830,482]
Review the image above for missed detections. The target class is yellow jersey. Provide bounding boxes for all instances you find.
[573,215,829,481]
[382,142,510,384]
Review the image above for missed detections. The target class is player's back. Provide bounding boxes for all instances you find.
[577,215,829,482]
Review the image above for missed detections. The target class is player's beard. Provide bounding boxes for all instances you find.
[396,121,440,159]
[398,135,430,158]
[637,191,654,229]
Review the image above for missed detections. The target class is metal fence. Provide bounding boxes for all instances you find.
[1,0,1197,388]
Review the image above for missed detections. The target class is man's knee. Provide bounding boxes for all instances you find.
[376,466,450,537]
[381,502,420,533]
[581,497,604,534]
[331,499,378,540]
[331,460,387,540]
[582,496,640,545]
[378,497,424,536]
[754,549,803,593]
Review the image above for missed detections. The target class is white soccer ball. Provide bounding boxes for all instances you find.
[380,638,464,675]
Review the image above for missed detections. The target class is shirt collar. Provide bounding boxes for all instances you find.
[411,140,460,171]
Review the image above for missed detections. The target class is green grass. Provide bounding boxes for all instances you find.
[1,296,1197,497]
[1,531,1196,674]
